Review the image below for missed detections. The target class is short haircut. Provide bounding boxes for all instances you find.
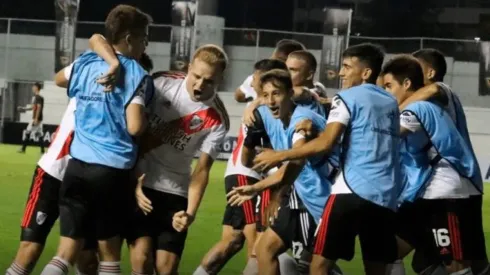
[33,82,42,90]
[260,69,293,92]
[275,39,306,58]
[192,44,228,72]
[105,4,152,44]
[288,50,318,72]
[413,48,447,82]
[381,55,425,91]
[139,52,153,72]
[342,43,385,84]
[254,59,288,72]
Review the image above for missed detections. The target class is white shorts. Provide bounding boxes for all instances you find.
[26,121,44,136]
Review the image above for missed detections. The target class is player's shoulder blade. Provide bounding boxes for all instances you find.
[212,94,230,131]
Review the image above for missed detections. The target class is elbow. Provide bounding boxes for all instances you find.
[127,120,147,137]
[234,89,246,103]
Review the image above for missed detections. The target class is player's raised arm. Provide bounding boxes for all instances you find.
[88,34,121,91]
[398,83,446,110]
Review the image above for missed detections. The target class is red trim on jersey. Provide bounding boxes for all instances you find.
[314,194,337,255]
[56,131,74,160]
[231,128,245,166]
[21,167,46,228]
[152,71,186,79]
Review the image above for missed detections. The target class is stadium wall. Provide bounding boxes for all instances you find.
[1,33,490,178]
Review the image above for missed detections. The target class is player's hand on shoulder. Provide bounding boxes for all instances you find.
[135,174,153,215]
[295,119,316,138]
[243,103,258,126]
[96,62,121,92]
[226,185,258,206]
[172,211,195,232]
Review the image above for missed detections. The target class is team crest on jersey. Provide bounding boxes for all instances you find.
[36,211,47,225]
[189,115,203,130]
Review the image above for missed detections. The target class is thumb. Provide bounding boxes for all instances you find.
[137,174,145,187]
[173,210,185,218]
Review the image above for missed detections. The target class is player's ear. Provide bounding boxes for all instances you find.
[307,70,314,81]
[427,68,436,81]
[403,78,412,90]
[362,67,373,82]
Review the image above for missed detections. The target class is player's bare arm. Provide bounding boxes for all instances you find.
[173,152,215,232]
[253,122,345,171]
[54,68,70,88]
[88,33,121,91]
[228,138,307,206]
[234,87,250,103]
[243,97,266,126]
[399,83,447,110]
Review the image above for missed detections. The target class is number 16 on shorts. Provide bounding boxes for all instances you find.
[432,228,451,248]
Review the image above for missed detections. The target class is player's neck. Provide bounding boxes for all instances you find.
[112,44,132,58]
[281,102,296,127]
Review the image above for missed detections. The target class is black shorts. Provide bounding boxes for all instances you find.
[223,175,259,230]
[256,189,271,233]
[126,187,188,257]
[59,158,133,241]
[269,196,316,262]
[312,193,398,263]
[20,166,61,245]
[402,196,488,270]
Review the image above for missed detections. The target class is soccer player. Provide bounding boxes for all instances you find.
[253,43,401,275]
[286,50,328,99]
[194,59,288,275]
[227,69,341,275]
[399,49,488,275]
[17,82,45,154]
[6,99,98,275]
[127,45,230,275]
[381,55,484,275]
[40,5,154,275]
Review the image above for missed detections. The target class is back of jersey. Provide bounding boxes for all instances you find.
[68,51,152,169]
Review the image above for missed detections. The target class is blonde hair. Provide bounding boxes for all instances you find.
[192,44,228,72]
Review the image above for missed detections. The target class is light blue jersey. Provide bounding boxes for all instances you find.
[337,84,402,211]
[399,101,482,202]
[257,105,332,222]
[68,51,154,169]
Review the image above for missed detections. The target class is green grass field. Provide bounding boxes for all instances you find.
[0,144,488,274]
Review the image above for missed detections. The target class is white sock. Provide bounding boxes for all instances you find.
[242,257,259,275]
[420,265,448,275]
[193,266,210,275]
[278,253,299,275]
[387,260,406,275]
[476,264,490,275]
[98,261,121,275]
[131,270,152,275]
[40,256,70,275]
[330,263,344,275]
[450,268,473,275]
[6,262,30,275]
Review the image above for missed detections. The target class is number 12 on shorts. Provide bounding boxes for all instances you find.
[432,228,451,247]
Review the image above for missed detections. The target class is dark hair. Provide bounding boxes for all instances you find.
[139,52,153,72]
[33,82,42,91]
[254,59,288,72]
[275,39,306,58]
[105,4,152,44]
[288,50,318,72]
[342,43,385,84]
[413,48,447,82]
[381,55,425,91]
[260,69,293,92]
